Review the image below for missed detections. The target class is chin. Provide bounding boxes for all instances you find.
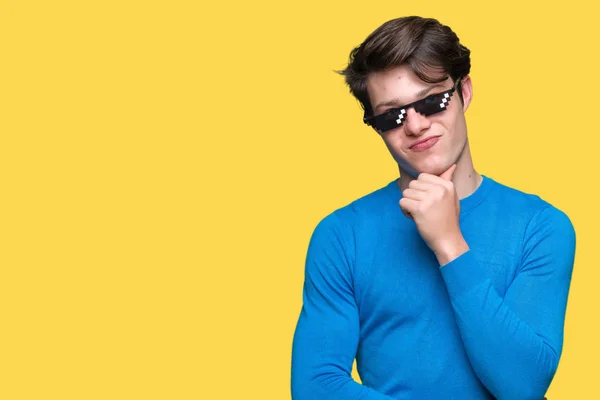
[413,161,446,176]
[421,163,458,178]
[398,155,452,177]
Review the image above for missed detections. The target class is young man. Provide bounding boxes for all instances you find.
[291,16,576,400]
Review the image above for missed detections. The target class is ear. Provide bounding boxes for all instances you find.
[460,75,473,112]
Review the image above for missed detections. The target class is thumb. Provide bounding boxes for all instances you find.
[439,163,457,181]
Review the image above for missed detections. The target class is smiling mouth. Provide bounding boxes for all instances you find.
[410,136,440,151]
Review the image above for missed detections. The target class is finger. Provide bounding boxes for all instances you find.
[417,172,453,190]
[411,178,447,200]
[439,164,457,181]
[399,197,419,217]
[402,188,427,201]
[408,179,436,192]
[416,173,447,185]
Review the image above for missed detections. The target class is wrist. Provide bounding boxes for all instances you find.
[433,234,469,266]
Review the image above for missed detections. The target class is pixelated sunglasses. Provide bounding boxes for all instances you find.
[363,86,456,134]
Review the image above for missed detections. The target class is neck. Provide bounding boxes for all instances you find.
[398,141,482,200]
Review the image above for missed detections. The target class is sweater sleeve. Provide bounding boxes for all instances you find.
[440,206,576,400]
[291,212,396,400]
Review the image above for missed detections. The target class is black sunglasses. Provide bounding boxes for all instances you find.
[363,87,456,134]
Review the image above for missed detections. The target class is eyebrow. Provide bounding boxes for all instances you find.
[374,84,444,112]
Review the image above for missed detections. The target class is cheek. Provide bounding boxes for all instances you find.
[440,109,465,136]
[382,131,407,154]
[451,114,467,137]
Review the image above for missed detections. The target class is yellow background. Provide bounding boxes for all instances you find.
[1,0,597,398]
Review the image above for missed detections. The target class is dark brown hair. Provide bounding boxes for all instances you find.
[338,16,471,116]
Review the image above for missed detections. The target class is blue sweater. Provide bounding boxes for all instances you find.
[291,175,576,400]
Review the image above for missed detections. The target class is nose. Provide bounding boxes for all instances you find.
[403,107,431,136]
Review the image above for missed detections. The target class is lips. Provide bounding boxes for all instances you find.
[410,136,440,151]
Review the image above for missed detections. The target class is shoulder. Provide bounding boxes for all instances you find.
[311,179,399,236]
[485,176,548,209]
[484,176,575,248]
[304,182,397,280]
[485,176,573,225]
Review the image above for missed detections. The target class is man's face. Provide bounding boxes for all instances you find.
[366,65,472,177]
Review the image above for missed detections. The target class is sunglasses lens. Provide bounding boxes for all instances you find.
[415,92,452,115]
[368,109,406,132]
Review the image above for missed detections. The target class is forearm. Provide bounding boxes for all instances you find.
[440,251,561,400]
[291,367,397,400]
[292,312,396,400]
